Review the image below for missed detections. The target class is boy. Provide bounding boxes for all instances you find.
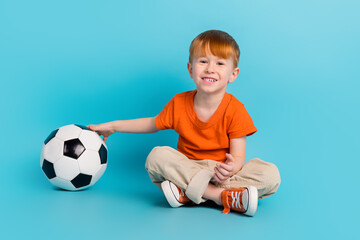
[88,30,281,216]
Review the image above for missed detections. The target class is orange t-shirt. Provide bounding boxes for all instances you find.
[155,90,257,162]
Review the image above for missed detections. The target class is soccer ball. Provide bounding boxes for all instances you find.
[40,124,108,191]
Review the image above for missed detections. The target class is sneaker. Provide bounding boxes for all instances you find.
[161,180,191,207]
[221,186,258,216]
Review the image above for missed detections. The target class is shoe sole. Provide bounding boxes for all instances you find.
[244,186,258,217]
[161,181,183,208]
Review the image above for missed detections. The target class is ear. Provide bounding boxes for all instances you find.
[187,62,193,78]
[229,67,240,83]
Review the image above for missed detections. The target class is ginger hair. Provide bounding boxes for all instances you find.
[189,30,240,69]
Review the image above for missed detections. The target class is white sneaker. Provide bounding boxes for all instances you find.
[161,180,191,208]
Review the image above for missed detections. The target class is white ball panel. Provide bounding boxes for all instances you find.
[90,164,107,186]
[77,150,101,175]
[50,177,77,191]
[54,156,80,181]
[42,137,64,163]
[55,124,82,141]
[40,143,45,167]
[79,130,103,151]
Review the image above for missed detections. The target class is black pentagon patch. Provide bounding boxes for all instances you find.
[63,139,85,159]
[75,124,89,130]
[99,144,108,164]
[44,129,58,144]
[42,159,56,179]
[71,173,92,188]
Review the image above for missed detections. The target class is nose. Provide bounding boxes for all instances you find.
[205,62,215,73]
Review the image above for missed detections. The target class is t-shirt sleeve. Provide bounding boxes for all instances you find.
[155,97,175,130]
[228,103,257,139]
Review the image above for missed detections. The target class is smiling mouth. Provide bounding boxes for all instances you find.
[202,77,218,83]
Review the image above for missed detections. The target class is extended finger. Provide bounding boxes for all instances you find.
[90,125,96,129]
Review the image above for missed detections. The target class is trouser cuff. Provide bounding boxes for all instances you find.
[185,169,213,204]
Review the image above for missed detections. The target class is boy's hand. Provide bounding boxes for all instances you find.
[87,123,115,142]
[213,153,236,184]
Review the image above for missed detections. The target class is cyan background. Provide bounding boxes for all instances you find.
[1,0,359,239]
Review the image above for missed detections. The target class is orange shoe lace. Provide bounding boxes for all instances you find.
[221,188,246,214]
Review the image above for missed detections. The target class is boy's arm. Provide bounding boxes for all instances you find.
[88,117,159,142]
[111,117,159,133]
[229,136,246,174]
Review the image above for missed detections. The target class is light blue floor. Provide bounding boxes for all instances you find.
[1,1,359,239]
[1,129,358,239]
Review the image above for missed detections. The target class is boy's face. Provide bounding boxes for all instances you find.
[187,46,239,96]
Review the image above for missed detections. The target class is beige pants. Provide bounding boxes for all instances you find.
[145,146,281,204]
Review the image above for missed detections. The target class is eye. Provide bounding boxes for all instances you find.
[217,62,225,65]
[200,60,207,63]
